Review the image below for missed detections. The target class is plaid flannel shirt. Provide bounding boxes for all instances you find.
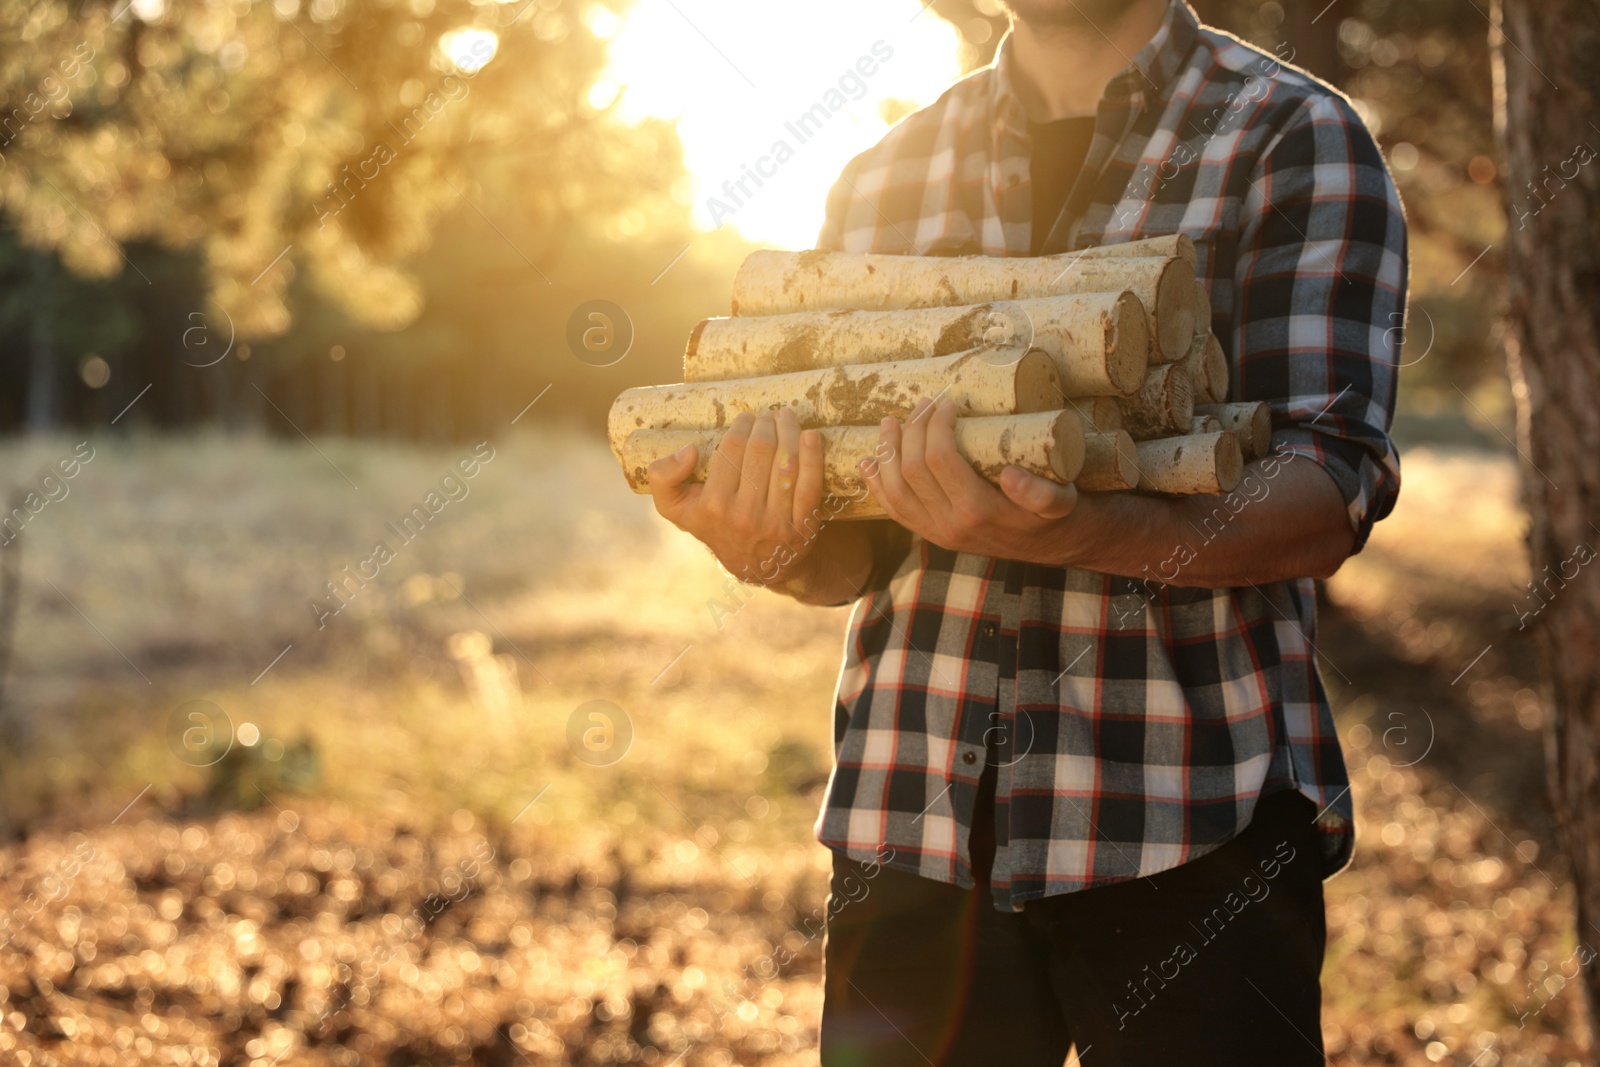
[813,1,1407,911]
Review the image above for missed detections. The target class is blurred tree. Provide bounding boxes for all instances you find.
[1187,0,1342,85]
[1495,0,1600,1030]
[0,0,691,429]
[0,231,142,427]
[1,0,682,334]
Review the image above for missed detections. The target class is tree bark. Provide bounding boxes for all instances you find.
[731,245,1196,359]
[607,348,1061,458]
[688,293,1150,397]
[1133,431,1242,496]
[619,411,1085,503]
[1496,0,1600,1029]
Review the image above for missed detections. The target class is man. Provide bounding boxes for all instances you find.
[648,0,1405,1062]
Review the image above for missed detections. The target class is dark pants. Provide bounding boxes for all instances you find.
[819,790,1328,1067]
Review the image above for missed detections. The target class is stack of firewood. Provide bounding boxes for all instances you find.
[609,234,1269,520]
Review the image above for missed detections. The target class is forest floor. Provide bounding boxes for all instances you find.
[0,429,1590,1066]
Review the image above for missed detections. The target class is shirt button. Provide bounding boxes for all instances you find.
[962,751,978,765]
[980,622,998,638]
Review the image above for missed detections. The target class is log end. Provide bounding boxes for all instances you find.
[1048,410,1087,482]
[1109,290,1152,395]
[1191,274,1211,340]
[1165,364,1196,433]
[730,249,799,316]
[1203,335,1230,403]
[1215,431,1244,492]
[1194,401,1272,460]
[620,429,705,494]
[1155,258,1198,361]
[607,391,644,461]
[1248,403,1272,459]
[686,317,709,361]
[1014,348,1065,414]
[1174,232,1197,267]
[1077,430,1138,491]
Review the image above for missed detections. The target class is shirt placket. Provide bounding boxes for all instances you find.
[941,560,1003,892]
[951,567,1001,743]
[979,564,1025,905]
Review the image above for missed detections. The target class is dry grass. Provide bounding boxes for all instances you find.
[0,430,1590,1065]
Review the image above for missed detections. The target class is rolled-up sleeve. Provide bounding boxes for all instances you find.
[1234,92,1407,553]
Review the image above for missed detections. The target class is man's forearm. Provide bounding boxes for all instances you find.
[762,456,1354,603]
[764,521,877,606]
[1043,458,1356,587]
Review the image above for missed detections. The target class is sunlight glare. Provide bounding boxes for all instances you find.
[441,27,499,73]
[601,1,966,249]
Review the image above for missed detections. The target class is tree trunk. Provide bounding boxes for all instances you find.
[26,249,57,434]
[1495,0,1600,1031]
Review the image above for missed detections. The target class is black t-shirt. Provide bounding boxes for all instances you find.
[1029,116,1096,255]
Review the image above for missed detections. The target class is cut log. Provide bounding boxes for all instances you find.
[686,293,1149,397]
[1179,333,1230,403]
[730,251,1195,360]
[1069,396,1124,434]
[1178,333,1204,395]
[1190,415,1222,435]
[1073,233,1196,267]
[618,412,1086,498]
[1077,430,1140,491]
[1134,432,1243,495]
[1196,401,1271,460]
[1121,363,1195,439]
[1204,337,1230,402]
[607,347,1060,458]
[1191,274,1211,338]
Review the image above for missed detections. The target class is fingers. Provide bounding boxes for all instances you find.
[735,411,778,523]
[768,408,803,525]
[922,398,987,501]
[999,466,1079,519]
[792,426,825,530]
[862,409,929,527]
[897,398,952,513]
[646,444,701,522]
[703,411,753,508]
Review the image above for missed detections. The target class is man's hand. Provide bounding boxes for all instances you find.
[861,398,1080,560]
[859,396,1356,585]
[646,408,826,585]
